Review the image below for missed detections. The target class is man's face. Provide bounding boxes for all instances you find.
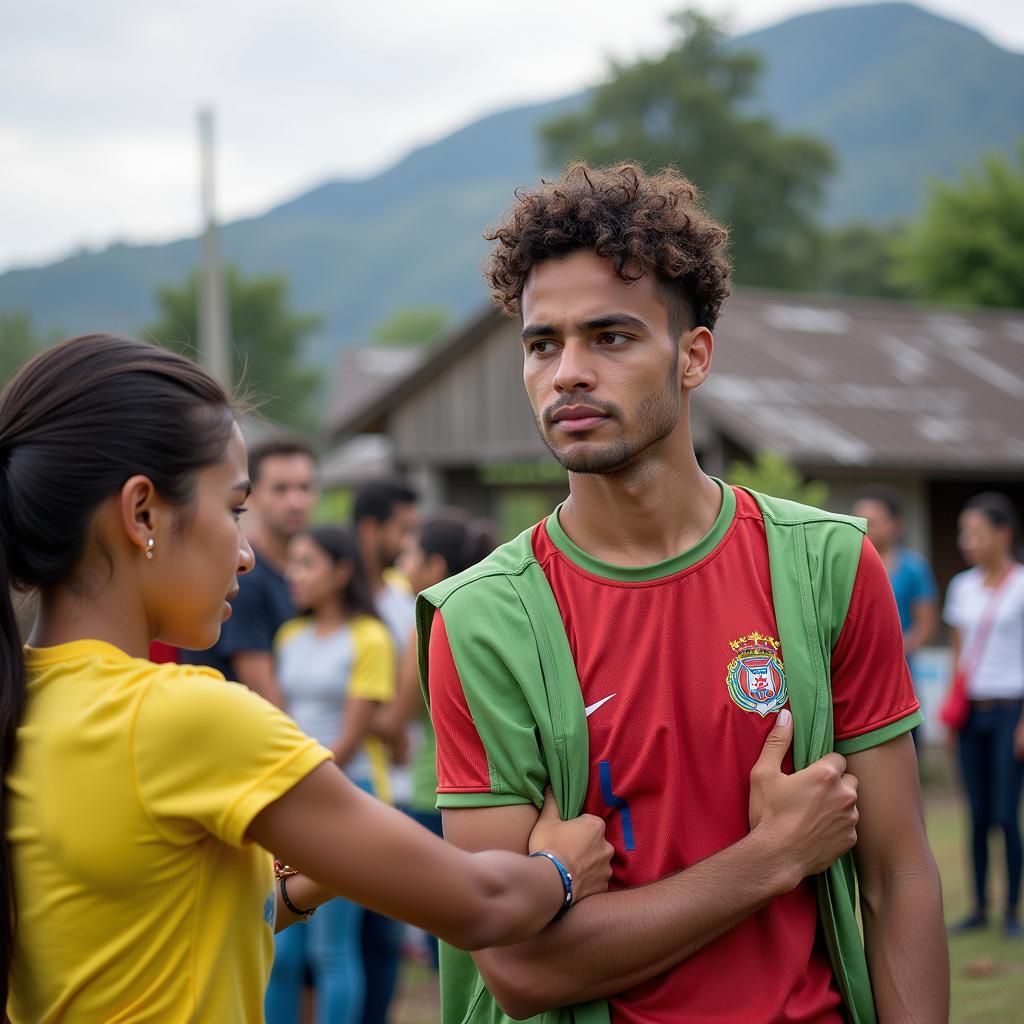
[853,499,900,553]
[520,250,707,475]
[251,454,318,541]
[375,501,419,570]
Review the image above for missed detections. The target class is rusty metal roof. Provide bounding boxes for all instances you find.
[325,343,431,437]
[328,290,1024,474]
[700,290,1024,472]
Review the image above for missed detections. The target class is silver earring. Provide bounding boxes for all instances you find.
[145,537,155,560]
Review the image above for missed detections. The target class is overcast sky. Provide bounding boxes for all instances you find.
[2,0,1021,274]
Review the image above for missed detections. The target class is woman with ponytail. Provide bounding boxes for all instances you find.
[0,336,611,1022]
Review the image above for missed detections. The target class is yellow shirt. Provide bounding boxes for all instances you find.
[6,640,332,1023]
[274,615,396,800]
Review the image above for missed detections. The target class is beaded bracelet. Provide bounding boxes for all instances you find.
[274,860,316,922]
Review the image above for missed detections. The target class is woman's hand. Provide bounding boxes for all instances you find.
[527,789,613,903]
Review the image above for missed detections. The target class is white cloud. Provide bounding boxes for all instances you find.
[1,0,1021,272]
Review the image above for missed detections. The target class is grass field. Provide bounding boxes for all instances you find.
[391,756,1023,1023]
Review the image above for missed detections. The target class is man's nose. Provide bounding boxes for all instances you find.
[552,340,597,393]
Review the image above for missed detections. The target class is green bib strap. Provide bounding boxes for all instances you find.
[418,491,876,1024]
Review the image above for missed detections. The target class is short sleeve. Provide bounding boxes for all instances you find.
[832,538,922,755]
[427,610,539,809]
[134,666,332,847]
[943,573,965,628]
[348,617,397,703]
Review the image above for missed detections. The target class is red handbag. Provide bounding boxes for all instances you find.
[939,671,970,731]
[940,566,1018,733]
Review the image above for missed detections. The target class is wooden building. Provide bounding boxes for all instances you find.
[327,289,1024,596]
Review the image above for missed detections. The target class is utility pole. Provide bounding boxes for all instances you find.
[197,108,231,388]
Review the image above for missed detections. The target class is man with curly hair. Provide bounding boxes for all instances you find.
[416,163,947,1024]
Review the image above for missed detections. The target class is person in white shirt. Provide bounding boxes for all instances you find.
[944,492,1024,939]
[266,525,395,1024]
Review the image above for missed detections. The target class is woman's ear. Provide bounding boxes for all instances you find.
[118,475,159,557]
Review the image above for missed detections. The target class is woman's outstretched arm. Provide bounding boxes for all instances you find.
[247,761,612,948]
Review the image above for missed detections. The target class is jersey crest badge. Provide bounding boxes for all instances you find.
[726,632,788,717]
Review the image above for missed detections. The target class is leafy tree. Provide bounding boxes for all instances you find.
[372,306,451,347]
[819,223,911,299]
[147,268,323,430]
[1,310,50,387]
[541,9,834,289]
[728,450,829,508]
[898,143,1024,307]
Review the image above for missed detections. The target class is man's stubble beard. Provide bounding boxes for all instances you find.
[535,353,682,476]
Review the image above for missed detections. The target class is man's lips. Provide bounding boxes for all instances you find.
[550,406,610,432]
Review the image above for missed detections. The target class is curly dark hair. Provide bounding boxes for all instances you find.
[485,161,731,332]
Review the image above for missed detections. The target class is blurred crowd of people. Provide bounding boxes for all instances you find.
[855,487,1024,940]
[160,448,1024,1020]
[159,436,496,1023]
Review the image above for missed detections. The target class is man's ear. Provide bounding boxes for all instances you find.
[681,327,714,391]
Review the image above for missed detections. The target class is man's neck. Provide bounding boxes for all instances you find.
[558,441,722,569]
[359,546,386,595]
[874,541,897,568]
[248,525,289,574]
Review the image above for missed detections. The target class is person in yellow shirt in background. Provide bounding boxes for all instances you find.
[267,525,396,1024]
[0,333,613,1023]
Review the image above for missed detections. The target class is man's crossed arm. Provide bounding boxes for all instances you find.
[442,711,858,1020]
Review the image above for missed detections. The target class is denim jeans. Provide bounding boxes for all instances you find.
[958,701,1024,916]
[265,777,374,1024]
[402,807,445,971]
[265,891,366,1024]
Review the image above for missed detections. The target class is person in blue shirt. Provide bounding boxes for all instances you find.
[853,488,939,687]
[181,436,318,705]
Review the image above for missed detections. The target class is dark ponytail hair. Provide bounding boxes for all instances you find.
[964,491,1024,562]
[0,334,235,1004]
[300,525,379,621]
[418,510,497,578]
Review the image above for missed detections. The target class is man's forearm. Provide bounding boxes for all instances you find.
[477,831,795,1018]
[861,863,948,1023]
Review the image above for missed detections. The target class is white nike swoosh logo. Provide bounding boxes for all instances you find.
[584,693,617,717]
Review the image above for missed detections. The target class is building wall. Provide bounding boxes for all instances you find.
[390,318,548,465]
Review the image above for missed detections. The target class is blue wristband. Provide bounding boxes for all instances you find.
[530,851,574,921]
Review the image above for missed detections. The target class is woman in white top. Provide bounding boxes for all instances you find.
[944,492,1024,938]
[267,525,395,1024]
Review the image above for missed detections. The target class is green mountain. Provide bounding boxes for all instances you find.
[738,2,1024,222]
[2,3,1021,368]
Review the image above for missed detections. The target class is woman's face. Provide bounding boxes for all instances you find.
[958,508,1009,567]
[397,537,446,594]
[149,425,255,650]
[286,534,349,613]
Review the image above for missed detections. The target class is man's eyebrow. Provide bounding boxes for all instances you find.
[580,314,649,333]
[521,323,558,342]
[521,313,649,342]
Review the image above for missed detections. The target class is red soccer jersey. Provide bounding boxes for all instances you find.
[429,486,919,1023]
